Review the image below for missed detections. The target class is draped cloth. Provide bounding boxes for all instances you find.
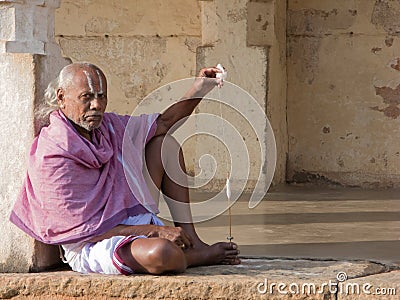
[10,110,159,245]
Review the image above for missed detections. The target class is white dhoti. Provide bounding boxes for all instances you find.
[61,213,164,275]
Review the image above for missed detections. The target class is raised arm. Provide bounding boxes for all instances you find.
[154,66,223,136]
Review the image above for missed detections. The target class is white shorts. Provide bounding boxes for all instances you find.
[61,213,164,275]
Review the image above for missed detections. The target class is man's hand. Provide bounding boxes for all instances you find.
[189,66,224,98]
[87,224,193,249]
[154,66,223,136]
[149,226,193,249]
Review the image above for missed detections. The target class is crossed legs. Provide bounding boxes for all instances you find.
[117,134,240,275]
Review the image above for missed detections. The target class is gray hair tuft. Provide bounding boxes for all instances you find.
[34,76,61,129]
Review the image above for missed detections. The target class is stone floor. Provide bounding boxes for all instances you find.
[1,259,398,299]
[1,185,399,299]
[187,185,400,263]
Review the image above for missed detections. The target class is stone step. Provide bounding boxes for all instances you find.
[1,259,398,300]
[160,186,400,263]
[2,186,399,299]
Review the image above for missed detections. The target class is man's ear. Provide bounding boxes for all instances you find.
[56,88,64,106]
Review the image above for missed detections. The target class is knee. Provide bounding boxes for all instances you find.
[146,239,187,275]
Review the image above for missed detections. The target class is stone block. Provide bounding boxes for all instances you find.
[31,6,51,41]
[0,0,61,53]
[57,35,199,114]
[196,45,270,193]
[287,34,400,185]
[0,259,388,299]
[0,0,43,3]
[25,0,45,5]
[45,0,61,9]
[0,6,16,40]
[0,53,37,273]
[0,41,6,52]
[12,4,36,41]
[0,40,45,54]
[0,0,69,272]
[195,0,287,192]
[200,0,218,45]
[0,51,69,272]
[288,2,357,36]
[287,0,390,36]
[55,0,201,37]
[371,0,400,36]
[287,0,400,187]
[247,0,275,46]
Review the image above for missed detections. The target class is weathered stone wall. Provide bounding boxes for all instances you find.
[0,0,70,272]
[55,0,201,115]
[287,0,400,187]
[0,0,286,273]
[195,0,286,193]
[0,53,37,273]
[55,0,201,176]
[55,0,288,190]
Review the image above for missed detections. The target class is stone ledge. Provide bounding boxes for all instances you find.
[0,258,397,300]
[0,40,45,54]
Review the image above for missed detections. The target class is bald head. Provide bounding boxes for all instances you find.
[59,63,106,90]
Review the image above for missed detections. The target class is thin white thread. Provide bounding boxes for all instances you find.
[218,86,233,242]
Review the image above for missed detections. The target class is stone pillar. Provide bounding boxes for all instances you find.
[0,0,70,272]
[196,0,287,192]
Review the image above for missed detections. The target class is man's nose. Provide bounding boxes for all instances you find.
[90,97,102,110]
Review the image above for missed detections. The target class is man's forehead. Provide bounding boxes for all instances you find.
[71,68,106,90]
[74,68,104,81]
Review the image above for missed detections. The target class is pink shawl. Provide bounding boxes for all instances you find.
[10,110,159,244]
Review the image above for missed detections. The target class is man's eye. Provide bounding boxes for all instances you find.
[81,94,92,101]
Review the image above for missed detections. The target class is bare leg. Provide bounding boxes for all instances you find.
[118,237,187,275]
[144,134,201,244]
[117,134,239,275]
[143,135,240,266]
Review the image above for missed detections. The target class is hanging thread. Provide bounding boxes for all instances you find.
[216,68,233,243]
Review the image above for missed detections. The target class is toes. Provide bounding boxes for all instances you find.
[225,249,239,256]
[221,257,241,265]
[216,242,238,250]
[228,242,238,250]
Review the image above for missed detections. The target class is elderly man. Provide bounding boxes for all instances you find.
[10,63,240,275]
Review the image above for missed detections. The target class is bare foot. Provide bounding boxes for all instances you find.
[184,242,241,267]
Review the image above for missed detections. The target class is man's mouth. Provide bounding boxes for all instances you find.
[85,114,102,121]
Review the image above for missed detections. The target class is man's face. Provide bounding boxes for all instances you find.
[58,67,108,132]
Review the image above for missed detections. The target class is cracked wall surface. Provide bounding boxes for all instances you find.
[56,0,287,191]
[194,0,286,192]
[55,0,201,176]
[0,0,70,273]
[55,0,400,190]
[56,0,201,115]
[287,0,400,187]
